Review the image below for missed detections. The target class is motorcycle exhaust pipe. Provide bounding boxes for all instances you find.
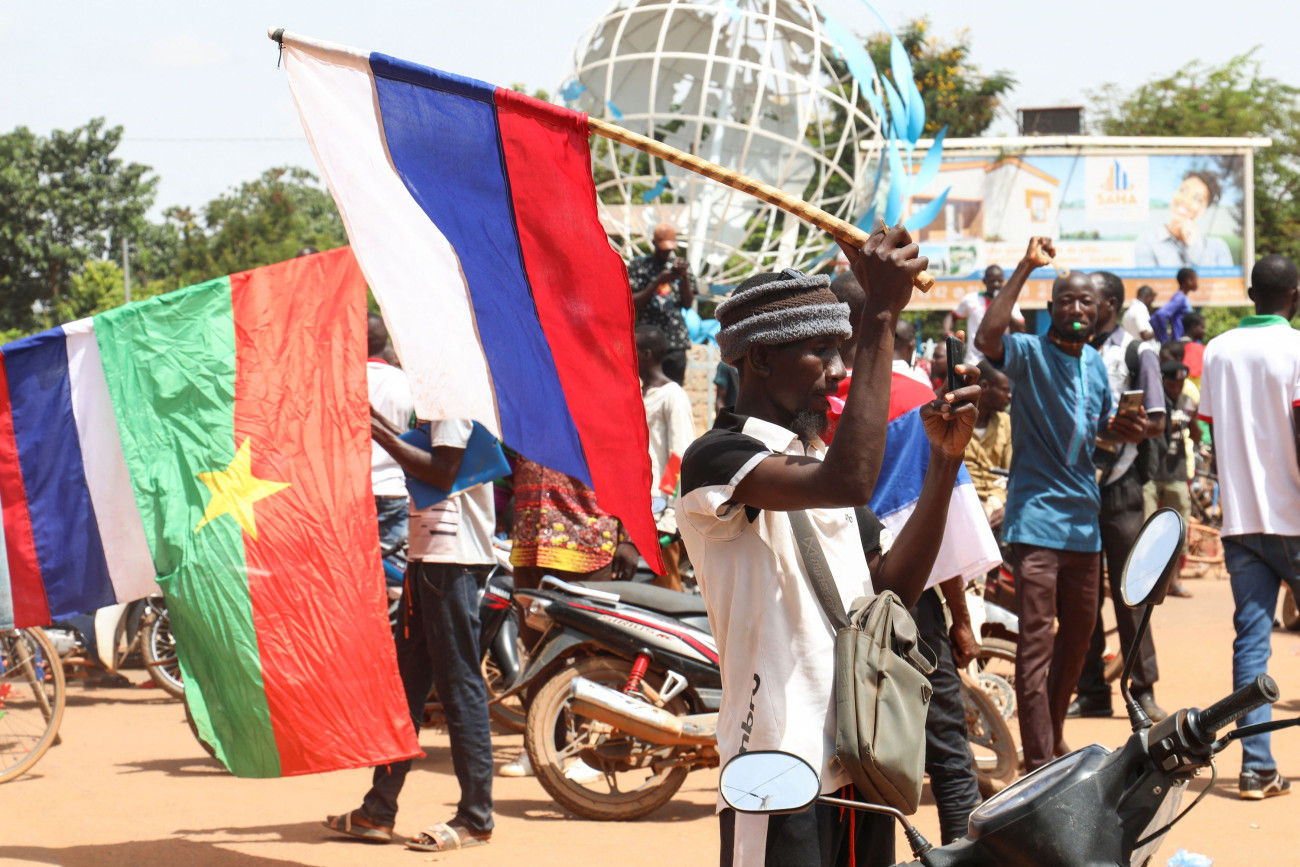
[569,677,716,746]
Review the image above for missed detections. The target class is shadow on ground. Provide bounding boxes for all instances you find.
[0,838,314,867]
[116,756,227,778]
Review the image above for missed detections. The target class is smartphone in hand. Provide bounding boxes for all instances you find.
[945,334,965,398]
[1118,389,1144,416]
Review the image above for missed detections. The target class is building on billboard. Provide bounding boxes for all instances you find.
[863,136,1271,312]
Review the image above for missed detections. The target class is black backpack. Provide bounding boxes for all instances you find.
[1124,340,1160,484]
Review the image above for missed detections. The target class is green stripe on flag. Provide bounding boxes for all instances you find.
[95,277,280,777]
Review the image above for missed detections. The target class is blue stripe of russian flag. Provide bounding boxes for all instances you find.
[0,321,157,629]
[367,53,590,485]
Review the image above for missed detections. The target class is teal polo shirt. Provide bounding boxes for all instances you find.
[994,332,1113,553]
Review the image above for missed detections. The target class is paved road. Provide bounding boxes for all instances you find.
[3,576,1298,866]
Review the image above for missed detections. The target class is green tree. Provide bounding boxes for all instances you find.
[167,166,347,288]
[1091,50,1300,267]
[867,19,1016,138]
[0,118,157,333]
[53,259,126,323]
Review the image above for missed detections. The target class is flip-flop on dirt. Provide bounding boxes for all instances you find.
[323,809,395,843]
[406,822,491,852]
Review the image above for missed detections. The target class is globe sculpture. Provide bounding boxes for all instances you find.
[565,0,885,286]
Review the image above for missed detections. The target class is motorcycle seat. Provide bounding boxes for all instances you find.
[578,581,710,618]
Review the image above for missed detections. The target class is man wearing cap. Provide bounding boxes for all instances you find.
[627,223,697,384]
[677,226,982,866]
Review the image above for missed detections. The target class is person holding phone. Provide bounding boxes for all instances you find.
[1071,272,1168,723]
[627,223,697,385]
[974,238,1148,773]
[678,227,981,866]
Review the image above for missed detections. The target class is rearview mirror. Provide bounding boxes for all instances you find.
[1121,508,1186,608]
[719,751,820,814]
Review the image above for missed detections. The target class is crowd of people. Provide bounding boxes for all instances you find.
[326,224,1300,865]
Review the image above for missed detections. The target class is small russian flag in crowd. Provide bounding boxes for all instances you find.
[0,320,160,630]
[282,32,661,571]
[869,373,1001,589]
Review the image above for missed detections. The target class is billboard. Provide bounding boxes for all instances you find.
[896,144,1254,309]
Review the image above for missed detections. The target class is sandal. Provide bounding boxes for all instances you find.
[407,822,491,852]
[323,809,395,844]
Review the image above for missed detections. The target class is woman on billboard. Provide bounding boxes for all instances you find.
[1135,169,1234,268]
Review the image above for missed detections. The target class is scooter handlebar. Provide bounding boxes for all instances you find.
[1192,674,1279,743]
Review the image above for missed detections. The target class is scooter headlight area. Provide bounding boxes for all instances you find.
[969,746,1101,829]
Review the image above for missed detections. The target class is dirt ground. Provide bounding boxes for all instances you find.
[3,576,1298,867]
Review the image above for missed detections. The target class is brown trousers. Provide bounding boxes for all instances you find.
[1012,543,1101,771]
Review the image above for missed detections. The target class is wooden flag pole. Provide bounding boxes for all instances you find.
[587,117,934,291]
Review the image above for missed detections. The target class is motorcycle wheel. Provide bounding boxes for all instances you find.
[974,639,1017,715]
[962,673,1018,797]
[1283,585,1300,632]
[524,656,690,821]
[484,648,526,733]
[143,604,185,699]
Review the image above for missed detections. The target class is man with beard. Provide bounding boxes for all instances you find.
[975,238,1147,772]
[678,225,982,866]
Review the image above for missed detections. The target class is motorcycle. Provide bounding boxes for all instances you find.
[512,575,721,820]
[717,508,1300,866]
[513,575,1015,820]
[44,596,182,697]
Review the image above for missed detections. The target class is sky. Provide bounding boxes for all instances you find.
[2,0,1295,219]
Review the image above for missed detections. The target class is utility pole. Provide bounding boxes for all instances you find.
[122,236,131,304]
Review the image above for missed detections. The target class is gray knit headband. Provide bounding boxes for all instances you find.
[715,269,851,364]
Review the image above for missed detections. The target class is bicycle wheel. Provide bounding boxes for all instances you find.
[0,627,66,783]
[143,602,185,699]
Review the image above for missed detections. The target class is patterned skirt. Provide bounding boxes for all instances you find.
[509,456,619,574]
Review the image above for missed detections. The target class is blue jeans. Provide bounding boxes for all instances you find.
[362,562,494,832]
[1224,533,1300,773]
[375,496,409,587]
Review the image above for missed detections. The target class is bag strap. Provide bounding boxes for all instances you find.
[789,510,850,632]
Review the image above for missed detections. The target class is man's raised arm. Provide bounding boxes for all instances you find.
[732,226,928,512]
[976,237,1054,362]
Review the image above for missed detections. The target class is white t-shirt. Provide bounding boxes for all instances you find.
[953,292,1024,364]
[1096,327,1164,485]
[1122,299,1152,340]
[892,358,932,386]
[407,419,496,565]
[678,410,888,800]
[368,361,414,498]
[643,380,696,495]
[1199,318,1300,537]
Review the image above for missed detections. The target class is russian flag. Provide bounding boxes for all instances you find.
[829,371,1000,591]
[0,320,158,630]
[869,373,1001,589]
[281,32,661,570]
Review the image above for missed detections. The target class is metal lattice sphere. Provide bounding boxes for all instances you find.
[567,0,883,284]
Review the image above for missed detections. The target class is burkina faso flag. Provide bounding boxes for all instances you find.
[93,248,420,777]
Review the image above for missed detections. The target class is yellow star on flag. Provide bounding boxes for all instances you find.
[195,437,291,541]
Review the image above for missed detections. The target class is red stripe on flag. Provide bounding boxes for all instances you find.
[492,88,664,573]
[826,370,939,444]
[231,248,420,775]
[0,354,49,627]
[889,371,939,421]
